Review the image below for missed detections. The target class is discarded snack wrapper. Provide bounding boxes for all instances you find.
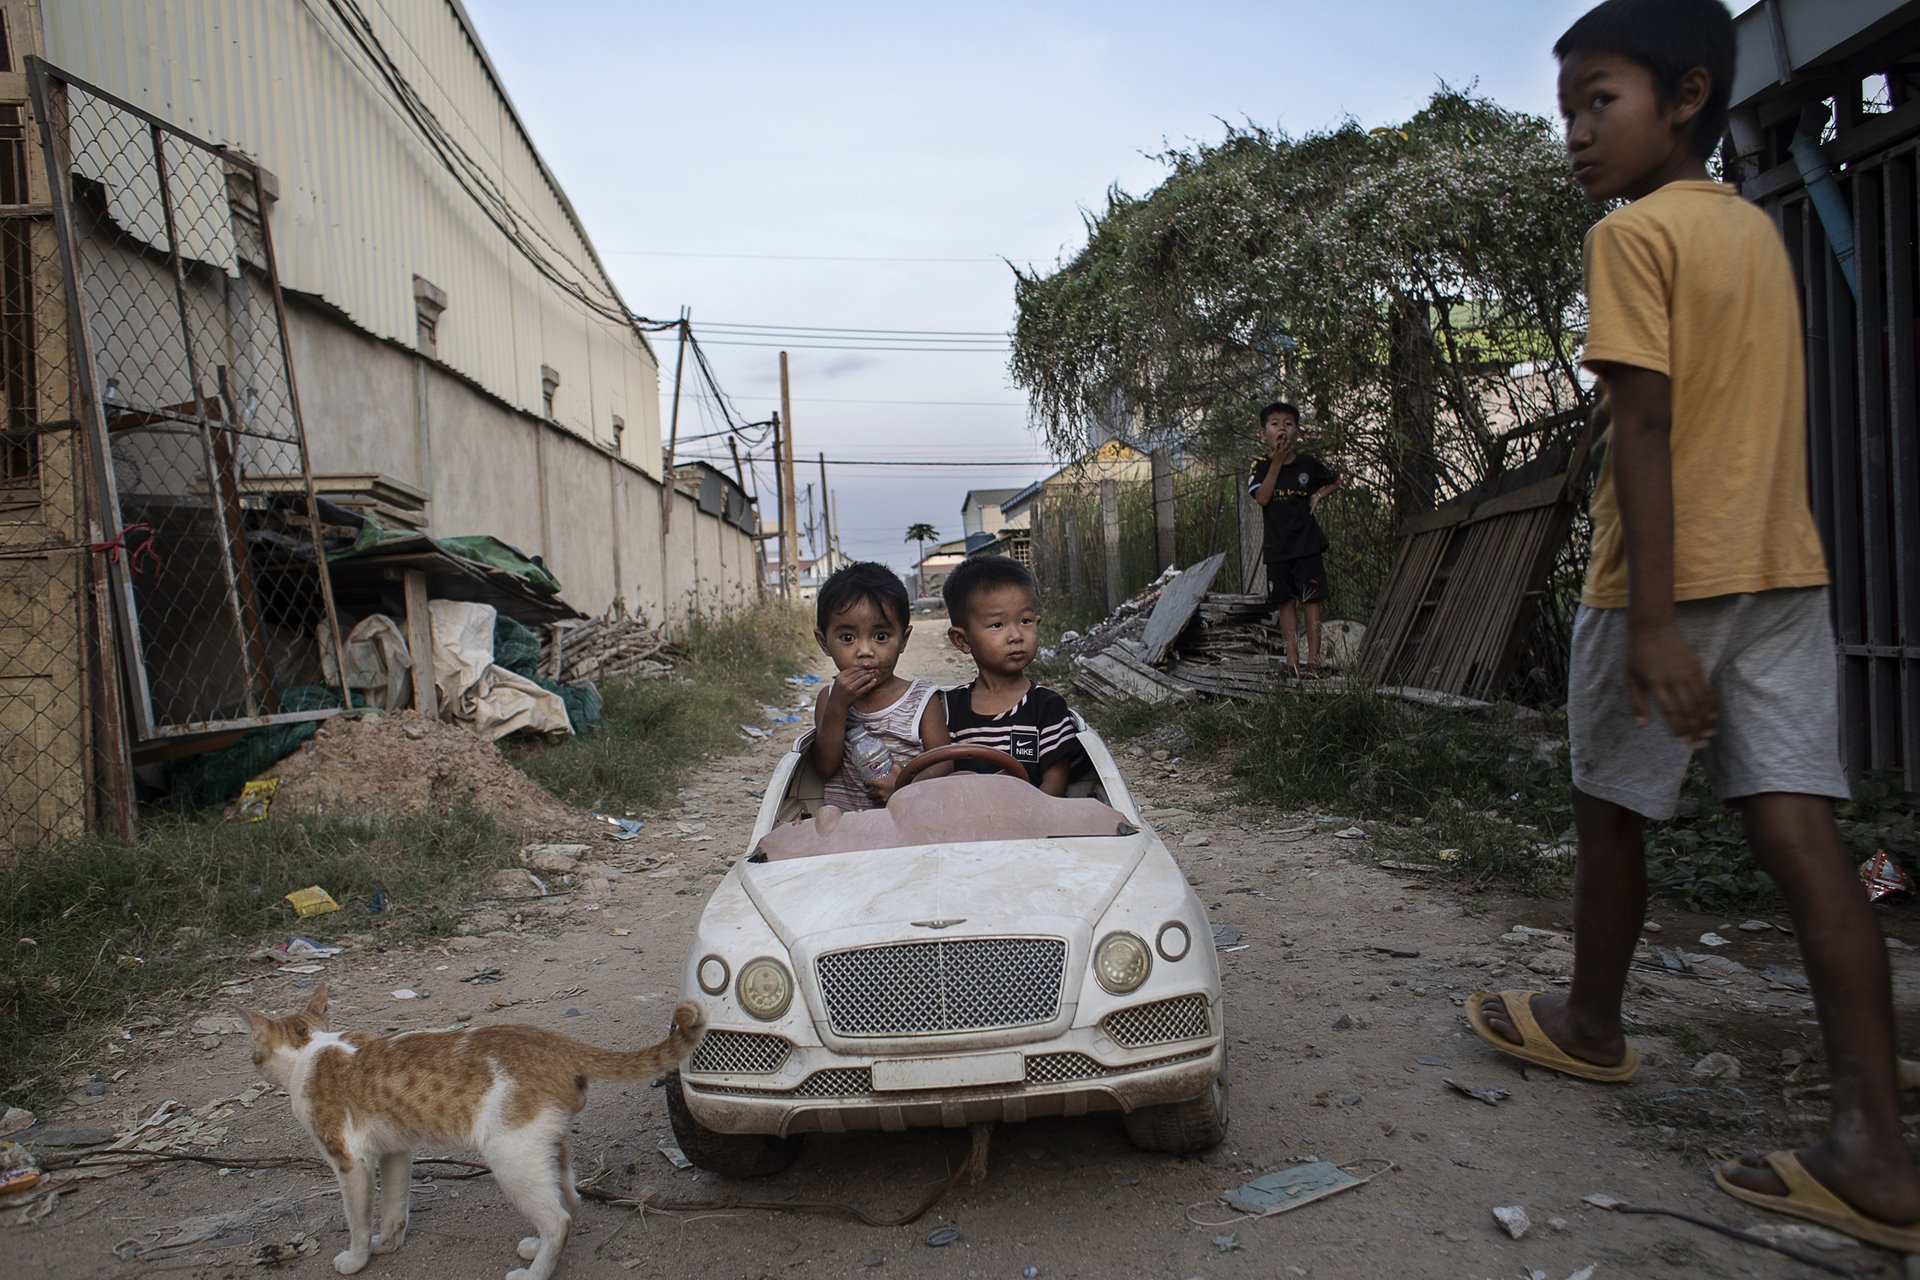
[1863,850,1913,903]
[0,1140,41,1197]
[235,778,277,823]
[284,885,341,918]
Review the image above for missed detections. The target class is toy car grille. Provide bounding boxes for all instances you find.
[791,1068,872,1098]
[1025,1052,1112,1083]
[687,1030,791,1075]
[816,938,1067,1036]
[1102,995,1211,1048]
[693,1067,872,1098]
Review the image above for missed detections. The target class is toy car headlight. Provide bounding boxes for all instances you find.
[1094,932,1151,994]
[736,957,793,1020]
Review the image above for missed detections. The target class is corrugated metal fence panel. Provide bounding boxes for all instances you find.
[40,0,662,475]
[1766,141,1920,788]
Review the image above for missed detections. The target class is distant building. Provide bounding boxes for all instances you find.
[913,537,971,598]
[998,440,1152,528]
[960,487,1025,538]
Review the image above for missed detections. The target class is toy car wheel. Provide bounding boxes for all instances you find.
[1121,1047,1229,1154]
[664,1072,803,1178]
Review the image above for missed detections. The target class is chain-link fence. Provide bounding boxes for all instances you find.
[35,63,345,743]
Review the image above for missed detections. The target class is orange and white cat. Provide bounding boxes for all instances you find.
[244,986,704,1279]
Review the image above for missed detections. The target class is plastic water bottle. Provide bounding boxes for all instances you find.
[843,721,894,781]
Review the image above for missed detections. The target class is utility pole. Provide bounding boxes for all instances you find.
[817,452,833,570]
[663,307,688,532]
[778,351,800,601]
[772,412,787,600]
[803,482,817,560]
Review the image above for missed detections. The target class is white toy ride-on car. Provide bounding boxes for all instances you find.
[665,722,1227,1177]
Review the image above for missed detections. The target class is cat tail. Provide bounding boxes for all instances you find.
[576,1001,707,1080]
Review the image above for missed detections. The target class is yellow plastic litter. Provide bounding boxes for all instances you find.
[236,778,278,822]
[284,886,341,918]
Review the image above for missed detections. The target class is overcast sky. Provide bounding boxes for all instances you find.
[461,0,1647,571]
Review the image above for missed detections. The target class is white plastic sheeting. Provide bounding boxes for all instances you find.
[428,599,571,741]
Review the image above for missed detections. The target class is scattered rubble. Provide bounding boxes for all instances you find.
[1491,1204,1531,1239]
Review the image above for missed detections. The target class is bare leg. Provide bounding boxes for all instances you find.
[1277,600,1299,673]
[331,1158,376,1275]
[371,1150,410,1254]
[1717,793,1920,1225]
[1478,787,1644,1065]
[1304,602,1323,666]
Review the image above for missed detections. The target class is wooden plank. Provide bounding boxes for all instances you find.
[1079,653,1178,704]
[1105,645,1200,698]
[402,568,438,718]
[1136,552,1226,666]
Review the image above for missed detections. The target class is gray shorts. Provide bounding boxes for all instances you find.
[1568,587,1850,819]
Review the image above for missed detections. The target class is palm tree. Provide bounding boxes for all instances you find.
[905,523,938,597]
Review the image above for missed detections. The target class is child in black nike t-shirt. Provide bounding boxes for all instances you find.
[1248,400,1340,675]
[940,557,1083,796]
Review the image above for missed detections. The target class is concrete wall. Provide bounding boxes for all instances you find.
[288,295,757,628]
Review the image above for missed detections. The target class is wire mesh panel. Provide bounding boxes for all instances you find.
[34,63,344,740]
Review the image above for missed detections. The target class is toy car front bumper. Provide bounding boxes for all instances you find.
[680,1034,1223,1137]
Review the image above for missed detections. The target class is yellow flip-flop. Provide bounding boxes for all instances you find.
[1716,1151,1920,1253]
[1465,990,1639,1083]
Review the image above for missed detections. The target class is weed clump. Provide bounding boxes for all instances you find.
[0,807,517,1107]
[509,603,812,815]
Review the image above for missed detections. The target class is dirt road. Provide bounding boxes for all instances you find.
[8,633,1913,1279]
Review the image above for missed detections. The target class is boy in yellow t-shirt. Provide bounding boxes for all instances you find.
[1468,0,1920,1250]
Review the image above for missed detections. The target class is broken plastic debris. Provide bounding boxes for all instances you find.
[925,1226,961,1247]
[390,988,420,1000]
[1212,923,1243,949]
[658,1141,691,1170]
[1209,1233,1242,1253]
[1582,1192,1624,1210]
[1697,931,1730,947]
[591,812,644,840]
[1444,1079,1511,1106]
[1863,849,1913,903]
[1334,826,1367,840]
[283,886,340,918]
[275,963,325,975]
[235,778,278,823]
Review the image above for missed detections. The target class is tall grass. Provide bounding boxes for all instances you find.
[0,808,518,1106]
[509,602,812,813]
[1092,686,1915,910]
[0,602,814,1108]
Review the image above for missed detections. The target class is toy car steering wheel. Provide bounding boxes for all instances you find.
[894,744,1030,788]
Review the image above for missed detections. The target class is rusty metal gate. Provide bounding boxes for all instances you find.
[31,61,345,743]
[1772,167,1920,790]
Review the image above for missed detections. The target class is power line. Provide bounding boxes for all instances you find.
[674,455,1054,469]
[607,250,1034,264]
[697,321,1009,337]
[691,340,1009,352]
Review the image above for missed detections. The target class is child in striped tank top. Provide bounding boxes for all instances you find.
[809,563,949,810]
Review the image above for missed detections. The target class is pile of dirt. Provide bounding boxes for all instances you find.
[254,709,586,834]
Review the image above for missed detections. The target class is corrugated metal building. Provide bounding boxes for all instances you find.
[34,0,758,622]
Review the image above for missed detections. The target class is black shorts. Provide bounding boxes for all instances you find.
[1267,553,1330,607]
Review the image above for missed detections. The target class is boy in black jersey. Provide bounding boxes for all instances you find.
[941,558,1083,796]
[1248,401,1340,675]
